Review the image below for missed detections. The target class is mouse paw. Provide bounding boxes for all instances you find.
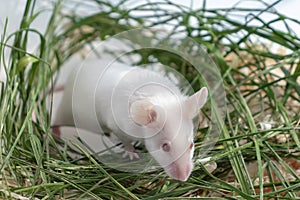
[122,150,140,160]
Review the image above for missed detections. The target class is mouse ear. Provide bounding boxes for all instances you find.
[130,100,158,126]
[184,87,208,119]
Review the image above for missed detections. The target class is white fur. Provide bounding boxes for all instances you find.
[54,58,208,181]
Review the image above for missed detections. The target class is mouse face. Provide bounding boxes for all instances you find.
[130,87,208,181]
[144,113,195,181]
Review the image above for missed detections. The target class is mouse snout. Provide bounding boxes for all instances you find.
[167,161,193,181]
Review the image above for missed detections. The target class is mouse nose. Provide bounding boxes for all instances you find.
[168,162,193,181]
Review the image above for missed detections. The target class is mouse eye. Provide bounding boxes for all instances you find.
[162,142,171,152]
[189,143,194,150]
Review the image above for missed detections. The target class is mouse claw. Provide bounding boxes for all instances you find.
[122,150,140,160]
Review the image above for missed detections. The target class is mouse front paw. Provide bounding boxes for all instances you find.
[121,141,140,160]
[122,150,140,160]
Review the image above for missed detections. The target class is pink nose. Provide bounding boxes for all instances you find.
[169,163,193,181]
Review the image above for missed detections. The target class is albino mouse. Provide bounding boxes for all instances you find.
[53,59,208,181]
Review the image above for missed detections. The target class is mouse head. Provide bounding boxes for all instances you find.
[130,87,208,181]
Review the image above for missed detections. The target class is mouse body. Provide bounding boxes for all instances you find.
[53,58,208,181]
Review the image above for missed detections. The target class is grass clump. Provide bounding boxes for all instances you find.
[0,0,299,199]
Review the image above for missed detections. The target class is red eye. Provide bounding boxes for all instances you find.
[189,143,194,150]
[162,143,171,152]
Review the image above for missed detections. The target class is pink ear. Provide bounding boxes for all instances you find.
[185,87,208,118]
[148,109,157,122]
[130,100,157,126]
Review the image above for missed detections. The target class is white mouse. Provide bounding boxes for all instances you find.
[53,58,208,181]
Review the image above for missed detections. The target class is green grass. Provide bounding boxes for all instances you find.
[0,0,299,199]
